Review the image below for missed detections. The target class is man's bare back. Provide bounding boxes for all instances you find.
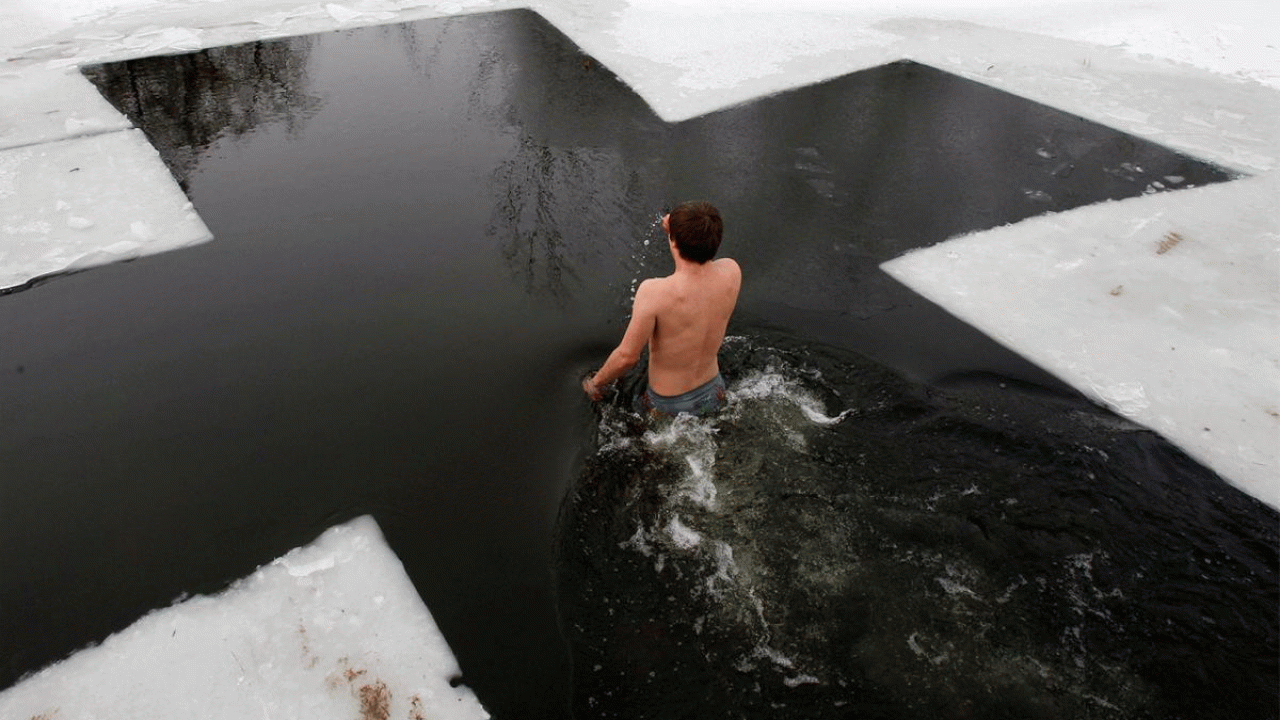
[636,257,740,395]
[583,202,741,415]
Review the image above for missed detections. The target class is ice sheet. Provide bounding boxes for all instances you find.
[0,69,130,151]
[0,128,210,291]
[884,173,1279,506]
[0,515,490,720]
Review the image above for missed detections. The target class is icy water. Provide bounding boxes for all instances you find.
[0,9,1273,719]
[563,339,1278,719]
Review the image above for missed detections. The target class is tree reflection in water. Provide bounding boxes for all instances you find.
[84,37,321,190]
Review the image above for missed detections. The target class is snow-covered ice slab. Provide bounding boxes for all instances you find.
[0,515,490,720]
[0,69,130,151]
[884,173,1280,508]
[0,127,210,291]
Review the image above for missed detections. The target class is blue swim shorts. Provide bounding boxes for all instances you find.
[638,374,728,419]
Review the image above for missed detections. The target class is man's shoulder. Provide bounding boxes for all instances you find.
[712,257,742,284]
[637,275,673,292]
[635,275,674,306]
[713,257,741,272]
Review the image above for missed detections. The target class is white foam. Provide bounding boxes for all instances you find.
[726,369,852,448]
[666,515,703,550]
[644,414,721,509]
[0,515,490,720]
[706,540,738,595]
[783,673,820,687]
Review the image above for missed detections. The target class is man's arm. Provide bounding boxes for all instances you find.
[583,280,660,401]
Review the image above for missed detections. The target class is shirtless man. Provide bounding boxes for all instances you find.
[582,201,742,418]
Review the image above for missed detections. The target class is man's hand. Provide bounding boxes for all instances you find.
[582,375,605,401]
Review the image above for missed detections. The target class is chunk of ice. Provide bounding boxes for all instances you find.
[0,516,490,720]
[0,128,210,290]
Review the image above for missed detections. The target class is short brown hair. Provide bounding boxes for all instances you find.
[668,201,723,263]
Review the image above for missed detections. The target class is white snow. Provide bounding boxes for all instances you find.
[0,128,210,288]
[0,515,490,720]
[884,172,1279,503]
[0,0,1276,712]
[0,67,130,149]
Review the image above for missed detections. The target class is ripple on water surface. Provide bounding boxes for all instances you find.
[558,335,1279,720]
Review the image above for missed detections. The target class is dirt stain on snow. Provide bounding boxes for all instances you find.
[297,623,320,669]
[357,680,391,720]
[1156,230,1184,254]
[327,655,395,720]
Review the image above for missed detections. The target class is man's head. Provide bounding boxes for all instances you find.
[664,201,723,264]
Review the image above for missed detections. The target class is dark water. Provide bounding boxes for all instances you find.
[0,9,1271,719]
[564,339,1278,719]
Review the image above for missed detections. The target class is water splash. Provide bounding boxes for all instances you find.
[559,335,1277,719]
